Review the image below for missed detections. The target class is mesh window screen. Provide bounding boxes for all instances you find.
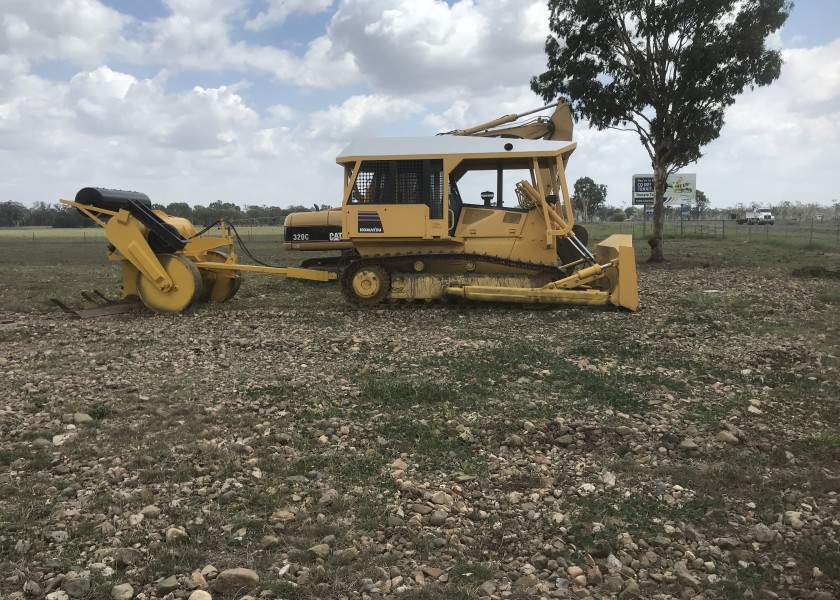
[350,161,390,204]
[350,160,444,220]
[427,164,443,219]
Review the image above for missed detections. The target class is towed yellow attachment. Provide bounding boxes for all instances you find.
[446,234,638,311]
[56,188,336,316]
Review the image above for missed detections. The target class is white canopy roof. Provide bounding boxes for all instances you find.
[337,136,576,162]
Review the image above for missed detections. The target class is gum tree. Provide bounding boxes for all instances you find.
[532,0,791,261]
[692,190,710,219]
[572,176,607,222]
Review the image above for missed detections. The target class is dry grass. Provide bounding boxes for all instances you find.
[0,231,838,599]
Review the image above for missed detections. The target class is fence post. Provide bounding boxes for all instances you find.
[810,221,814,247]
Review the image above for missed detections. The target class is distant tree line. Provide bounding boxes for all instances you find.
[151,201,319,227]
[568,176,840,224]
[0,200,318,228]
[3,195,836,229]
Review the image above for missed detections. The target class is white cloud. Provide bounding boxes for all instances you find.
[0,62,302,204]
[694,39,840,205]
[0,0,838,212]
[306,94,424,140]
[1,0,137,66]
[246,0,334,31]
[161,0,249,21]
[328,0,549,97]
[133,0,358,88]
[267,104,296,121]
[295,35,360,88]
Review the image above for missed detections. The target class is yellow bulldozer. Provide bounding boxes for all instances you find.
[56,103,637,316]
[283,103,638,310]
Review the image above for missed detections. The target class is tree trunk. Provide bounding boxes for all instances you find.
[648,161,667,262]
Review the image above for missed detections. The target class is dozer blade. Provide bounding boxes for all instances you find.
[446,234,639,311]
[591,234,638,311]
[50,291,144,319]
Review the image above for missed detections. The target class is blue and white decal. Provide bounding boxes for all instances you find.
[358,211,383,233]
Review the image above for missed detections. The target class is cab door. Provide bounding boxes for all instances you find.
[343,159,448,240]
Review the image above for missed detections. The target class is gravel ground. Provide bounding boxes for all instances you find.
[1,245,839,600]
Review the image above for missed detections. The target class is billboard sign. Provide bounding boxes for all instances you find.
[632,174,697,205]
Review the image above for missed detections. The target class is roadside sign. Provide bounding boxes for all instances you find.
[633,176,654,205]
[633,174,697,205]
[682,210,690,216]
[645,210,653,217]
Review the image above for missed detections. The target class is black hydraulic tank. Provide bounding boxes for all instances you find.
[75,187,152,211]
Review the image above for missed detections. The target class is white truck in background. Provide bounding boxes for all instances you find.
[734,208,774,225]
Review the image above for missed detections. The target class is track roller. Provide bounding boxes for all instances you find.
[341,263,390,305]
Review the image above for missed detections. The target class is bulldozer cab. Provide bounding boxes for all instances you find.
[337,136,577,249]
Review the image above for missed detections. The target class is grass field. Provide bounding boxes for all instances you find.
[0,229,839,600]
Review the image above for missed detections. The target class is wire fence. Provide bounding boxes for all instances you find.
[2,220,839,249]
[0,225,283,243]
[592,219,840,248]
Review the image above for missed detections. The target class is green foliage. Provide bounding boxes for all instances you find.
[0,198,314,229]
[0,201,104,228]
[89,403,112,420]
[192,200,242,225]
[449,563,494,595]
[164,202,193,219]
[361,377,455,407]
[0,201,30,227]
[572,176,607,221]
[816,289,840,305]
[795,433,840,460]
[52,204,94,228]
[693,190,710,219]
[532,0,790,259]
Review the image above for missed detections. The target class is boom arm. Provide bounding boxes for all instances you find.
[440,102,574,141]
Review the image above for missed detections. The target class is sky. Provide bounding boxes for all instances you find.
[1,0,839,210]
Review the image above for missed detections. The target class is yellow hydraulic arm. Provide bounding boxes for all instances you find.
[441,102,574,141]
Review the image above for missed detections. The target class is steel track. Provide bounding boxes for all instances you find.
[340,252,570,307]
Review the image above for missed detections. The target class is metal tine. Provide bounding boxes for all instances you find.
[50,299,82,316]
[51,295,144,319]
[80,291,101,305]
[93,290,118,303]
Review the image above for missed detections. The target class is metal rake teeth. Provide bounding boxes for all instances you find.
[50,290,143,319]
